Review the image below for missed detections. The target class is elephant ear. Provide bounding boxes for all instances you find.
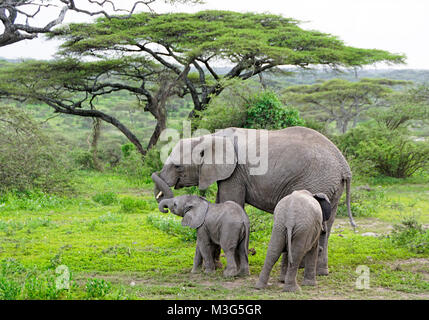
[182,199,209,229]
[197,135,237,190]
[313,193,331,222]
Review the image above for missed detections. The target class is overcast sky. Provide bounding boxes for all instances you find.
[0,0,428,69]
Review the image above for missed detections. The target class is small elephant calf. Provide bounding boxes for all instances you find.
[158,195,250,277]
[256,190,331,292]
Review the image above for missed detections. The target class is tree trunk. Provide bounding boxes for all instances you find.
[147,98,167,152]
[45,104,147,158]
[90,117,103,171]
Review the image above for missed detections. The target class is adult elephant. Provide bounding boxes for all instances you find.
[152,126,355,275]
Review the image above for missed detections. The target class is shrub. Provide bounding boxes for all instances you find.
[196,85,305,131]
[337,124,429,178]
[356,133,429,178]
[85,278,112,299]
[0,277,21,300]
[389,216,429,254]
[0,105,73,193]
[71,150,94,170]
[24,275,59,300]
[114,149,143,179]
[245,91,305,130]
[121,143,135,158]
[92,192,118,206]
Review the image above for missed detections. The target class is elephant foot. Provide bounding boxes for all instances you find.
[301,278,317,286]
[223,268,239,277]
[283,283,301,293]
[204,267,215,274]
[238,268,250,277]
[316,267,329,276]
[255,281,267,290]
[191,268,200,274]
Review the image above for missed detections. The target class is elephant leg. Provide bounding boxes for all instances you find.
[197,237,216,274]
[191,246,203,274]
[223,248,239,277]
[302,242,319,286]
[256,227,286,289]
[214,180,246,267]
[317,198,339,276]
[278,252,288,282]
[236,238,250,276]
[283,245,306,292]
[212,244,223,269]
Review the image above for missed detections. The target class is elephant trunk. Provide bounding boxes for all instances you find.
[158,198,173,213]
[152,172,174,203]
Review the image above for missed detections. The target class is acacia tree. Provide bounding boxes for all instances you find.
[370,84,429,130]
[50,10,406,118]
[282,78,410,133]
[0,57,188,156]
[0,10,406,156]
[0,0,198,47]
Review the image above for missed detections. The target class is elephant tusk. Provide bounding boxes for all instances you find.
[156,191,163,199]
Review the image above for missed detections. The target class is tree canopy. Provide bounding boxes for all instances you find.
[51,10,406,115]
[0,9,407,156]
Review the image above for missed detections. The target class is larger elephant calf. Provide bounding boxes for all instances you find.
[256,190,331,292]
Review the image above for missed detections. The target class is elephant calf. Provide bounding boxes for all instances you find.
[256,190,331,292]
[158,195,250,277]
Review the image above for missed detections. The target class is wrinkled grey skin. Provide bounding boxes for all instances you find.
[256,190,330,292]
[152,126,355,276]
[159,195,250,277]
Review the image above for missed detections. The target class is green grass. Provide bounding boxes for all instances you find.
[0,171,428,299]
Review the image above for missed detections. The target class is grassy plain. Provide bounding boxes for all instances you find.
[0,171,428,300]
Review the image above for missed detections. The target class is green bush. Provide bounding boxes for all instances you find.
[71,150,95,170]
[337,124,429,178]
[0,277,21,300]
[121,143,135,158]
[389,216,429,254]
[196,87,305,131]
[24,275,60,300]
[114,149,143,179]
[0,106,74,193]
[85,278,112,299]
[245,91,306,130]
[92,192,118,206]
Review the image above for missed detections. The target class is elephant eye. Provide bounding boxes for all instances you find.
[200,150,204,157]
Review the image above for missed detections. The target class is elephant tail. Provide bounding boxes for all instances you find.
[345,177,357,230]
[286,226,293,264]
[241,222,250,256]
